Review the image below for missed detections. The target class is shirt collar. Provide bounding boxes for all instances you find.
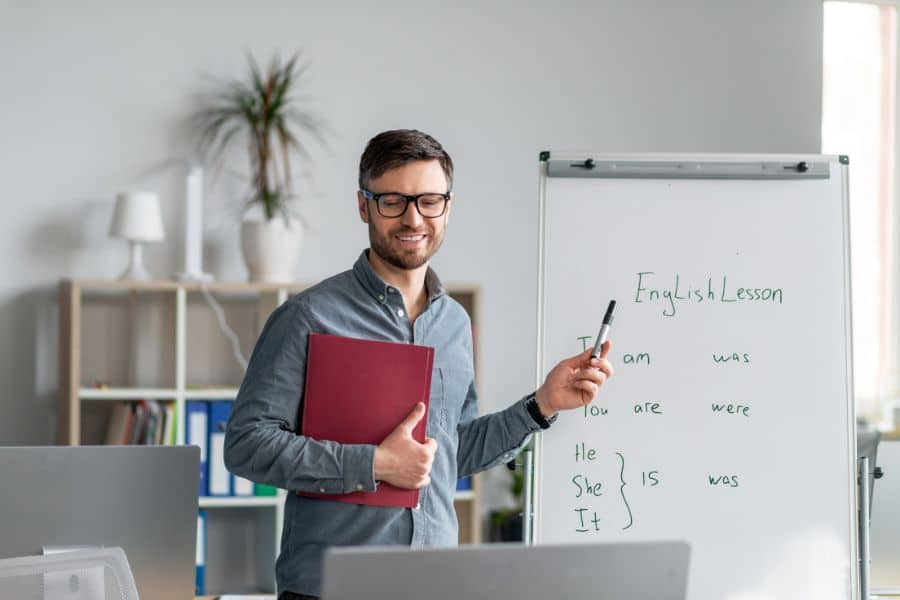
[353,249,446,304]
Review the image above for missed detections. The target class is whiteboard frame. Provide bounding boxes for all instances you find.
[531,152,858,599]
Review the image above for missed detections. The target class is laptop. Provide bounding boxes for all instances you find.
[0,446,199,600]
[322,541,690,600]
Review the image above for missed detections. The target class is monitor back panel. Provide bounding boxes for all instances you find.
[323,541,690,600]
[0,446,199,600]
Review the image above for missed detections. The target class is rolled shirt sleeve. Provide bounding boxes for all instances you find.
[456,374,541,478]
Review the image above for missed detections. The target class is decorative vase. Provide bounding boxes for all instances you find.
[240,216,302,283]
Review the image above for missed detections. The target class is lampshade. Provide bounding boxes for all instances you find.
[109,191,165,242]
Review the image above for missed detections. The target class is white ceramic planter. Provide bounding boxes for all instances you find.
[240,217,302,283]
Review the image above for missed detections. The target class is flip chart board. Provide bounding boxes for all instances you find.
[533,154,857,600]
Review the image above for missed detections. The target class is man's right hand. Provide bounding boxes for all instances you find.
[373,402,437,489]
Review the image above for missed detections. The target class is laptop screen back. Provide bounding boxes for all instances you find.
[0,446,199,600]
[323,541,689,600]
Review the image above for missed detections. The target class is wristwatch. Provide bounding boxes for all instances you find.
[525,392,558,430]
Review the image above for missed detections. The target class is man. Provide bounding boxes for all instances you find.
[224,129,613,599]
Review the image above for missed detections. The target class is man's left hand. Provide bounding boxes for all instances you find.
[534,341,614,418]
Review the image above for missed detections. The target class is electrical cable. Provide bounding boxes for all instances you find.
[198,280,249,372]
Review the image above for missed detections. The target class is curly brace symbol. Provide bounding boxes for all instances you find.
[616,451,633,530]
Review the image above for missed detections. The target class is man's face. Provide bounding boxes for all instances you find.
[358,159,452,271]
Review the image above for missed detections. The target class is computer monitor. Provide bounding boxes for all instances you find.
[322,541,690,600]
[871,438,900,592]
[0,446,199,600]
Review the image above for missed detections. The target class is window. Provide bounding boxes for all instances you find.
[823,1,899,424]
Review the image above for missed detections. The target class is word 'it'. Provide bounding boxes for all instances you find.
[574,508,603,532]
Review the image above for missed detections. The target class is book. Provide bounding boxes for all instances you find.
[163,402,176,446]
[234,473,254,496]
[196,510,206,595]
[254,483,278,497]
[299,333,434,508]
[143,400,160,445]
[154,401,166,446]
[186,401,210,496]
[129,401,148,445]
[208,402,233,496]
[104,402,132,445]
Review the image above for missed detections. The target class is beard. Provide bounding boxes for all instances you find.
[368,221,445,270]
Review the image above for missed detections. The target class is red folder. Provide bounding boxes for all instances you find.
[298,333,435,508]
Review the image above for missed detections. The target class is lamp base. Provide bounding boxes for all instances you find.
[118,241,152,281]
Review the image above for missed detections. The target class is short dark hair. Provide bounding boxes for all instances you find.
[358,129,454,191]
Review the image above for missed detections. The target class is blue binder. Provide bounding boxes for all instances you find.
[208,401,233,496]
[195,510,207,595]
[185,401,209,496]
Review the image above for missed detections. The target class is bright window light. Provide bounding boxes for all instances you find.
[823,1,898,423]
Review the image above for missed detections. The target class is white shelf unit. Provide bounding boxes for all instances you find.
[58,278,482,595]
[59,279,301,595]
[57,279,300,449]
[78,387,178,400]
[199,496,282,509]
[184,388,239,400]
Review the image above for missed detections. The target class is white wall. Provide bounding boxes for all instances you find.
[0,0,823,514]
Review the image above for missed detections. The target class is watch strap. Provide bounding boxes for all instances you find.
[525,393,557,429]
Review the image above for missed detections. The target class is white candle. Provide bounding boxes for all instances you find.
[184,166,203,277]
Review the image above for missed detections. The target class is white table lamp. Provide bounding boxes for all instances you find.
[109,191,165,280]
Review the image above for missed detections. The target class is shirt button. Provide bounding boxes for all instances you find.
[319,488,325,493]
[397,308,405,317]
[378,294,385,302]
[387,287,394,293]
[356,484,364,491]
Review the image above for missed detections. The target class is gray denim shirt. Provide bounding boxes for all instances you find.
[224,251,540,596]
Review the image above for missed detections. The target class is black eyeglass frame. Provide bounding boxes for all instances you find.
[360,189,451,218]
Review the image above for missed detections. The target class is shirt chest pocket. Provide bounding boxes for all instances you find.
[429,366,471,437]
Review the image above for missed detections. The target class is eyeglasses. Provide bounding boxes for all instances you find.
[361,189,450,218]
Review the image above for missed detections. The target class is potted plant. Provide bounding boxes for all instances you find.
[195,51,325,282]
[489,466,524,542]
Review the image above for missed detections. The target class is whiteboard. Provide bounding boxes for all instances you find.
[533,155,857,600]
